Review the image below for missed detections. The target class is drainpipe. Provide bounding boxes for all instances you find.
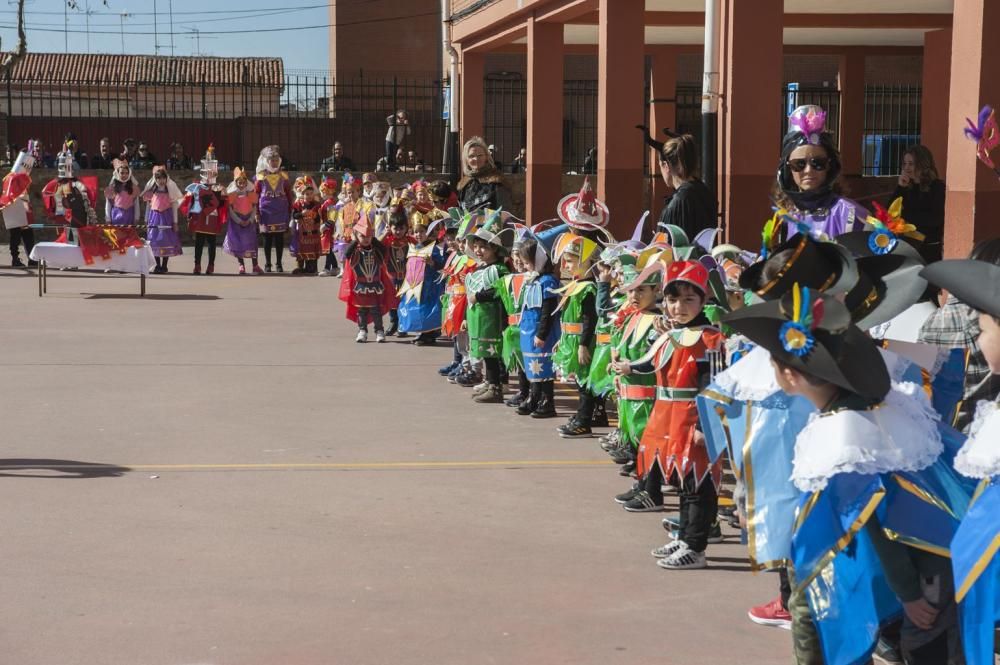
[442,0,460,185]
[701,0,721,201]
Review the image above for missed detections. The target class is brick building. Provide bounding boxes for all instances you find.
[327,0,443,79]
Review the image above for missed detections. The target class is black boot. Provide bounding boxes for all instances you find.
[591,397,609,427]
[530,382,557,419]
[516,382,540,415]
[386,309,399,337]
[507,372,530,408]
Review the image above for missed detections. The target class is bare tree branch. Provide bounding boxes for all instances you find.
[0,0,28,79]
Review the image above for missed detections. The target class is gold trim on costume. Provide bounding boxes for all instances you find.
[882,528,951,559]
[956,532,1000,602]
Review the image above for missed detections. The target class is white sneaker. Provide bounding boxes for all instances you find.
[318,270,331,276]
[651,540,686,559]
[355,330,368,343]
[657,543,707,570]
[375,331,386,343]
[471,381,491,396]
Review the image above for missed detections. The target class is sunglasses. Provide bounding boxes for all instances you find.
[787,157,829,173]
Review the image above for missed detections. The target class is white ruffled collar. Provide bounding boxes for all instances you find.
[712,345,781,401]
[791,381,943,492]
[955,400,1000,479]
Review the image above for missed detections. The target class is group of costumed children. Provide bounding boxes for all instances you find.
[335,105,1000,665]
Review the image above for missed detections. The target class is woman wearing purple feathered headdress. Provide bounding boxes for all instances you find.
[773,105,868,239]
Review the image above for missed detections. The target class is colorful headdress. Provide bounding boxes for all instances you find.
[739,211,858,299]
[56,144,77,179]
[410,209,430,230]
[618,247,670,291]
[354,209,374,240]
[963,105,1000,171]
[294,175,316,195]
[553,231,601,266]
[864,197,924,255]
[787,105,827,146]
[411,179,428,193]
[362,172,378,185]
[342,172,358,190]
[557,177,610,229]
[723,286,891,400]
[665,259,709,295]
[319,176,338,198]
[227,167,251,194]
[471,208,515,253]
[199,146,219,185]
[256,145,281,174]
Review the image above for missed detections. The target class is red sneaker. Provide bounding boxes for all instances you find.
[238,265,246,275]
[748,597,791,630]
[252,265,264,275]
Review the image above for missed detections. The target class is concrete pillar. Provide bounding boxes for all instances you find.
[648,48,678,226]
[526,17,564,225]
[721,0,783,249]
[837,50,865,177]
[597,0,645,238]
[460,50,485,145]
[921,29,952,180]
[943,0,1000,258]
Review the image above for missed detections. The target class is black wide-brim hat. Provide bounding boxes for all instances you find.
[836,230,927,330]
[739,233,858,300]
[722,291,891,400]
[921,259,1000,319]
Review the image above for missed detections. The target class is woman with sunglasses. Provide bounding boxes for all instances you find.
[773,105,867,238]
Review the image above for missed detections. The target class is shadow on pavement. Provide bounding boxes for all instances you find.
[84,294,221,301]
[0,459,131,479]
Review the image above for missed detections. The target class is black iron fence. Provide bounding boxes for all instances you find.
[2,73,923,179]
[3,74,447,175]
[862,84,921,176]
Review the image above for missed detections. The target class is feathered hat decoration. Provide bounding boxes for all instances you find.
[319,176,338,197]
[760,207,811,259]
[293,175,316,195]
[778,283,825,357]
[787,105,827,145]
[963,105,1000,172]
[342,172,358,190]
[864,197,923,255]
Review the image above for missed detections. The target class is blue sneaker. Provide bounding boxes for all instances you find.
[438,360,460,376]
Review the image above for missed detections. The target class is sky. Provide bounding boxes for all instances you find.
[0,0,331,73]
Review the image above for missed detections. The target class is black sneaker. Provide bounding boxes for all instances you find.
[608,446,633,465]
[11,257,25,268]
[456,372,482,387]
[614,483,642,504]
[556,417,579,434]
[505,393,528,408]
[27,259,38,267]
[530,399,556,419]
[591,403,610,427]
[622,490,664,513]
[558,422,593,439]
[619,460,637,477]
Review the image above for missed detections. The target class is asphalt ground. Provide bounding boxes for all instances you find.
[0,254,790,665]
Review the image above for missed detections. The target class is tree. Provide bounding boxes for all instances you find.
[0,0,27,79]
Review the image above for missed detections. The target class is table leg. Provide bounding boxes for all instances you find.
[37,259,42,297]
[42,260,47,294]
[140,273,146,297]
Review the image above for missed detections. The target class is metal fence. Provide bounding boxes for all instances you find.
[862,84,921,176]
[3,74,447,174]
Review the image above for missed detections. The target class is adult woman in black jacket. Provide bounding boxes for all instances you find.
[892,144,945,263]
[456,136,513,212]
[655,134,716,239]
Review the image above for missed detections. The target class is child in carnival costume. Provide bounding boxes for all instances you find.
[725,286,974,665]
[552,230,602,438]
[606,249,667,484]
[223,167,261,275]
[360,172,377,201]
[43,144,98,245]
[367,180,394,240]
[615,261,725,573]
[511,233,562,418]
[397,209,447,346]
[0,141,37,267]
[254,145,293,273]
[334,173,362,270]
[922,257,1000,665]
[104,159,140,227]
[141,165,183,273]
[438,210,480,381]
[289,175,323,275]
[181,147,226,275]
[382,206,414,337]
[318,176,340,276]
[498,224,532,407]
[464,209,516,404]
[339,210,396,343]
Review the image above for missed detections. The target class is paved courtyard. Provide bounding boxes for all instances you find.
[0,255,789,665]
